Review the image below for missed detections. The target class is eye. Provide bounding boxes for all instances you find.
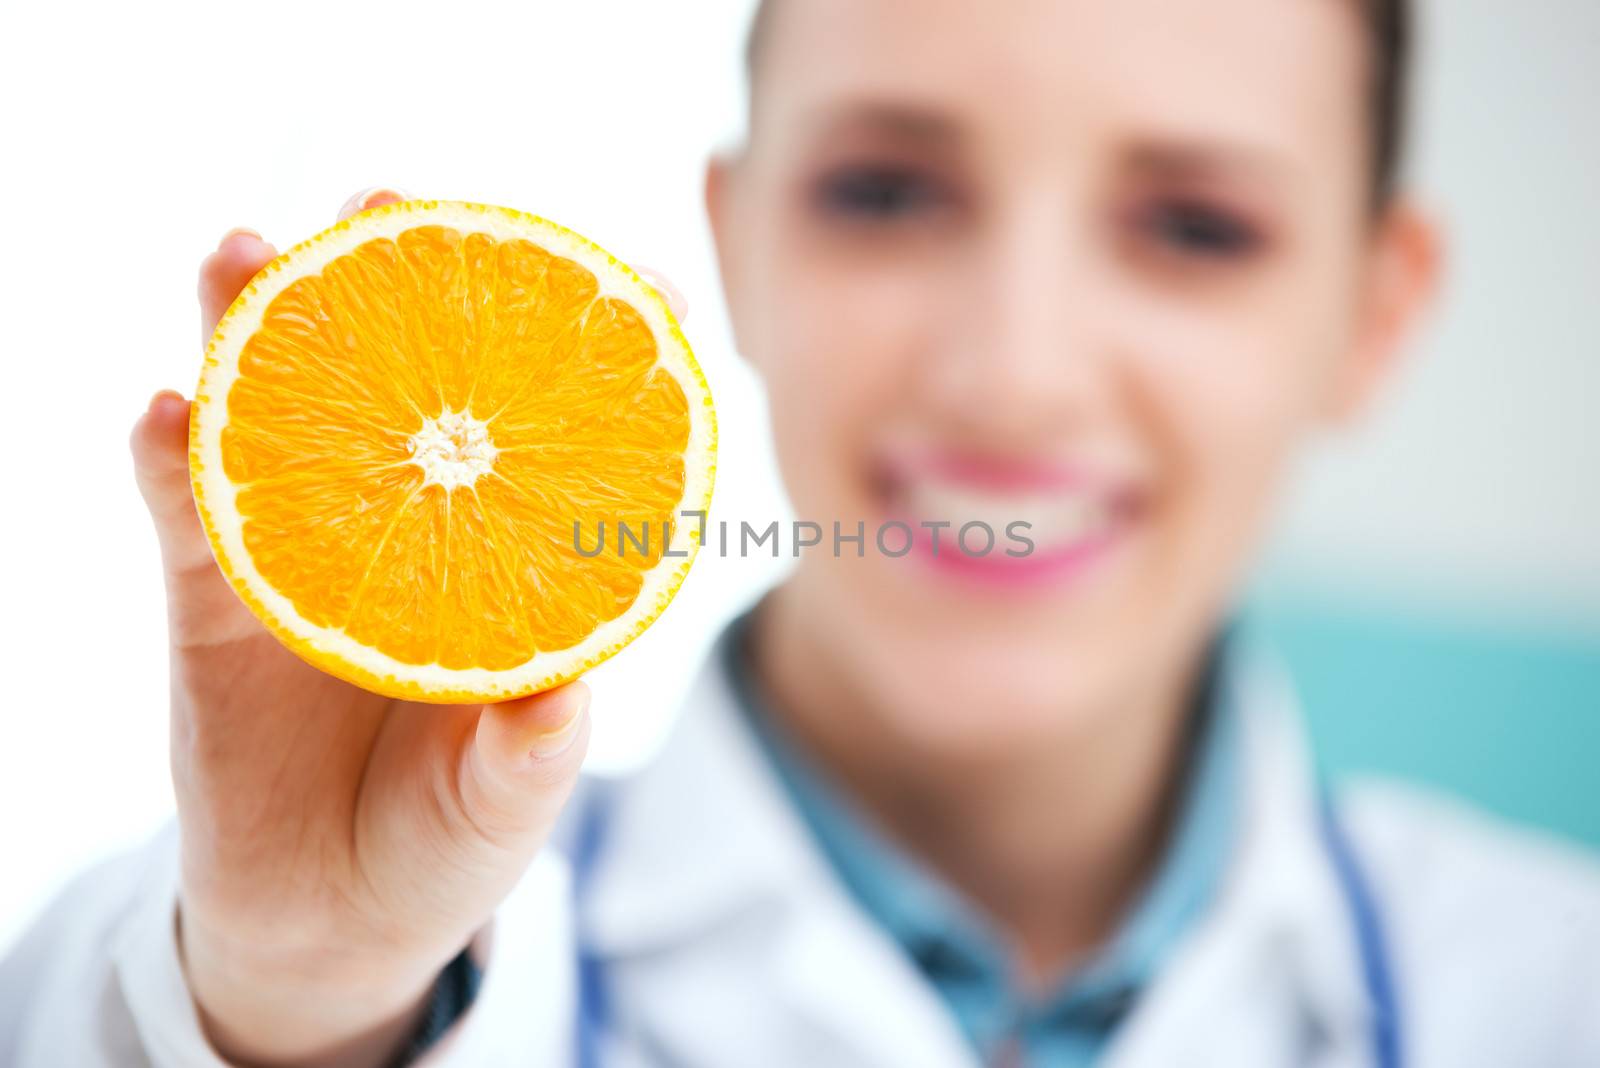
[813,164,947,222]
[1138,199,1263,259]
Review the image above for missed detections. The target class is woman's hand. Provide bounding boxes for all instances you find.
[132,188,653,1068]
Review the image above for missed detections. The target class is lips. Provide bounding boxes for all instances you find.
[903,480,1112,553]
[874,449,1140,588]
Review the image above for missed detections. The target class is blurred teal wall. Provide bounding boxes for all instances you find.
[1249,592,1600,855]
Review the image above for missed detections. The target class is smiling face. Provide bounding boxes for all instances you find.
[709,0,1436,750]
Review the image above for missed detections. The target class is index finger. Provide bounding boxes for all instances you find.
[199,229,277,345]
[197,185,411,345]
[338,186,409,222]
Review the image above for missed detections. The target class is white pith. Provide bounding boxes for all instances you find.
[191,201,716,700]
[408,408,498,491]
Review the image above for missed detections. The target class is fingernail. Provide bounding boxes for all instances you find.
[147,388,186,413]
[632,264,689,321]
[343,187,409,217]
[527,694,587,760]
[359,186,407,210]
[218,226,261,246]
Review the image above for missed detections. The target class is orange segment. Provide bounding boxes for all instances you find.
[190,201,716,702]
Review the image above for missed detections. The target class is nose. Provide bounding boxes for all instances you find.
[920,190,1112,445]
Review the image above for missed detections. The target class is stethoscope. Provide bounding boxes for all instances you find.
[1316,788,1403,1068]
[568,785,1402,1068]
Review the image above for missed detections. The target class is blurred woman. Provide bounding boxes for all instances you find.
[5,0,1598,1066]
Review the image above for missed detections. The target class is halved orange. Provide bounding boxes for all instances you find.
[190,201,716,703]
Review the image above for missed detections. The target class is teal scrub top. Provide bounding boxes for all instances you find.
[719,614,1241,1066]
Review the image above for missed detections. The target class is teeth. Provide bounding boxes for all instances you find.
[905,479,1110,551]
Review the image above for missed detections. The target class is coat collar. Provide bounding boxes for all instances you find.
[1100,635,1377,1066]
[578,654,825,952]
[578,648,973,1067]
[576,624,1378,1067]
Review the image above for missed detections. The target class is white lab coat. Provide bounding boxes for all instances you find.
[4,644,1600,1068]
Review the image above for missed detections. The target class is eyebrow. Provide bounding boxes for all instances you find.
[1122,138,1300,189]
[790,101,1303,192]
[799,101,965,147]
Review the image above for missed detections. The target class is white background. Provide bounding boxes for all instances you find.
[1,0,1596,952]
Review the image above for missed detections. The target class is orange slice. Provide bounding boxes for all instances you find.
[190,201,716,703]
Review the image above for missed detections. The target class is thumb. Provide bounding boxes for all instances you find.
[457,682,592,846]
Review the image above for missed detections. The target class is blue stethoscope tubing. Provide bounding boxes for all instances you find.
[1317,789,1403,1068]
[571,787,1401,1068]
